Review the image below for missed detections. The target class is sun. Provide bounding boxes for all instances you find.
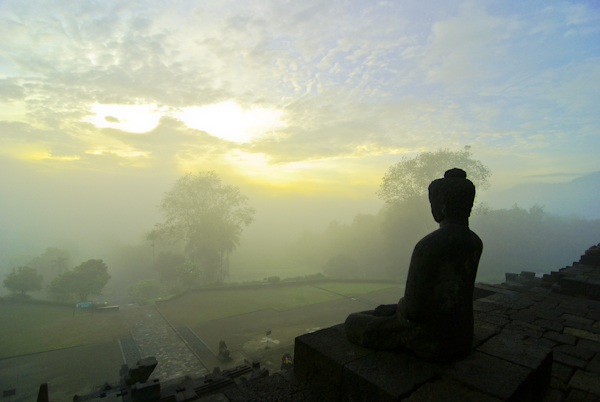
[175,101,286,143]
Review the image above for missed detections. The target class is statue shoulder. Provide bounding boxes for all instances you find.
[469,229,484,251]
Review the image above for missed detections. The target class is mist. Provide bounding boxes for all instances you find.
[3,146,599,303]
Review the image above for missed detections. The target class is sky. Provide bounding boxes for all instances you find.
[1,0,599,265]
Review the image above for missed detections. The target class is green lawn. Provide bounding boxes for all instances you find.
[157,286,343,327]
[0,305,129,359]
[0,282,402,358]
[157,282,403,327]
[313,282,402,295]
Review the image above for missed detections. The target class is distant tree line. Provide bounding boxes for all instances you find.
[284,148,600,281]
[2,256,111,301]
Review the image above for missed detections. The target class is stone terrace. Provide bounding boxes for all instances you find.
[472,284,600,401]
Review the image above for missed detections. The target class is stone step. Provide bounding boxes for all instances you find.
[294,323,552,402]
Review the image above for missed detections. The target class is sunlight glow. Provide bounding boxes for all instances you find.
[85,149,148,158]
[0,143,81,161]
[225,151,317,177]
[175,101,286,143]
[83,103,165,133]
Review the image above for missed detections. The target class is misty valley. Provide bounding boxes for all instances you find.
[2,149,600,400]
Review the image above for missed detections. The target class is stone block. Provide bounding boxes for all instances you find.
[563,320,587,330]
[481,313,511,327]
[541,388,565,402]
[569,369,600,396]
[521,271,536,279]
[294,324,374,401]
[553,345,595,361]
[551,362,574,383]
[561,314,594,325]
[543,331,577,345]
[553,352,587,369]
[477,333,553,399]
[586,353,600,373]
[535,338,558,350]
[473,325,500,348]
[504,320,545,338]
[576,339,600,353]
[223,372,325,402]
[473,300,510,313]
[482,293,535,310]
[478,333,553,370]
[550,377,569,392]
[511,311,538,324]
[404,379,503,402]
[586,312,600,321]
[530,307,563,321]
[579,255,600,266]
[564,327,600,343]
[565,389,600,402]
[445,352,533,401]
[342,351,438,401]
[533,319,564,333]
[474,284,501,300]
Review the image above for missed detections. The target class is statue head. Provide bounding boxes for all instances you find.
[428,168,476,223]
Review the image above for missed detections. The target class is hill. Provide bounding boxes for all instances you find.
[480,170,600,219]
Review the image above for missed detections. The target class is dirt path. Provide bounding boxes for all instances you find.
[120,305,207,381]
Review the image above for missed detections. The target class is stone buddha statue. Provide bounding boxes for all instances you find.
[345,168,483,361]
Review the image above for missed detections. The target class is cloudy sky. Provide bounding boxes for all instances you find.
[1,0,599,260]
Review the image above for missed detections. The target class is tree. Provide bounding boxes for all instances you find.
[26,247,71,285]
[48,259,111,301]
[377,146,491,204]
[51,256,69,274]
[154,251,187,284]
[149,171,255,282]
[3,266,43,296]
[175,260,204,289]
[128,279,161,304]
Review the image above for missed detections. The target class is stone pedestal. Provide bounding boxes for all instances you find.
[294,323,552,402]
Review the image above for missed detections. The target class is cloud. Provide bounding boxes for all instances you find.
[0,0,598,194]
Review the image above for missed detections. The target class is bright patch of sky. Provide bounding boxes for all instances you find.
[174,101,286,143]
[84,103,166,133]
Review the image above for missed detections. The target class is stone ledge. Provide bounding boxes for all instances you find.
[294,323,552,402]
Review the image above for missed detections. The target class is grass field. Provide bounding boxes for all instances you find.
[157,286,339,327]
[0,282,402,359]
[313,282,402,295]
[157,282,402,328]
[0,305,129,359]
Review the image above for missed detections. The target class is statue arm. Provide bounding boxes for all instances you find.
[398,241,436,321]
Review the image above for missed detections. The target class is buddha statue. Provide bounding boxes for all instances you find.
[345,168,483,361]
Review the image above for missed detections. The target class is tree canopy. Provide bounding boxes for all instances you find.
[3,266,43,296]
[377,146,491,204]
[149,171,255,282]
[128,278,160,304]
[26,247,71,285]
[48,259,111,301]
[154,251,187,284]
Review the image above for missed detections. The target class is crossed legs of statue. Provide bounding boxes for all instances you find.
[345,303,454,361]
[345,303,419,351]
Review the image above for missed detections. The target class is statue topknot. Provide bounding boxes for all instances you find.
[429,168,476,220]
